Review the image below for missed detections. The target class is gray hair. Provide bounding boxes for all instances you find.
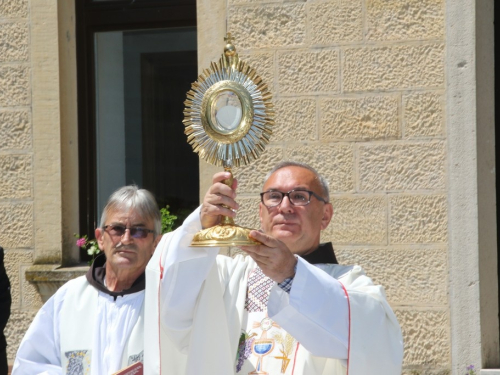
[99,185,162,236]
[263,161,330,202]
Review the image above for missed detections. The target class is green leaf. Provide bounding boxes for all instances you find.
[161,205,177,234]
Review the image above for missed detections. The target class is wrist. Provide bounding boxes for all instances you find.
[277,257,298,293]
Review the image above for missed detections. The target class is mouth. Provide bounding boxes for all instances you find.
[273,221,297,227]
[114,246,137,254]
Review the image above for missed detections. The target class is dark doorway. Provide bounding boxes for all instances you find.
[76,1,198,260]
[495,0,500,348]
[141,50,199,219]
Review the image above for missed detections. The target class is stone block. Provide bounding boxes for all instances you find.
[343,44,444,92]
[0,154,32,199]
[229,0,281,4]
[320,95,400,141]
[278,49,339,94]
[5,309,37,361]
[0,22,29,62]
[239,52,275,93]
[390,195,447,244]
[335,247,447,304]
[366,0,445,41]
[0,65,30,106]
[401,369,451,375]
[395,309,450,367]
[272,98,317,142]
[21,264,44,309]
[359,142,445,191]
[309,0,363,45]
[286,144,354,193]
[0,110,31,150]
[0,0,28,18]
[0,203,33,248]
[234,147,284,193]
[403,92,445,139]
[3,249,33,309]
[326,196,387,245]
[228,4,306,49]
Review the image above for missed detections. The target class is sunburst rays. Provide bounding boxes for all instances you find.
[183,45,274,168]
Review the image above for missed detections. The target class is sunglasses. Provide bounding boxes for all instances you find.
[103,224,154,239]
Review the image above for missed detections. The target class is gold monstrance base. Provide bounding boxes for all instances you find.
[190,219,260,247]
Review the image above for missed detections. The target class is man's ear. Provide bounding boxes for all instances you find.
[320,203,333,230]
[95,228,104,250]
[259,203,264,225]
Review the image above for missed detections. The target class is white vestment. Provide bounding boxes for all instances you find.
[12,276,146,375]
[13,207,403,375]
[152,208,404,375]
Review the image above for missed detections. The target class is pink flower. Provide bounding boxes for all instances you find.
[76,238,87,247]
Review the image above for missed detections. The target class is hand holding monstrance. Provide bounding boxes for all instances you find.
[183,34,274,247]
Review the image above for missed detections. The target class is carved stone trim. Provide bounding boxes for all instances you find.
[25,265,87,302]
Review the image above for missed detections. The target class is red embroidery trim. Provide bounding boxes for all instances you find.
[291,342,301,375]
[339,282,351,375]
[159,250,164,280]
[157,245,166,374]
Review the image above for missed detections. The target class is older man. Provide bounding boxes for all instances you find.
[13,186,163,374]
[153,161,404,375]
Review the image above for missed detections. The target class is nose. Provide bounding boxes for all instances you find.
[278,194,294,213]
[120,228,134,244]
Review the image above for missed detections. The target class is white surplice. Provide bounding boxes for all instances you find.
[12,277,145,375]
[147,207,404,375]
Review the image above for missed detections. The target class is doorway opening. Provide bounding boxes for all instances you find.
[76,1,198,260]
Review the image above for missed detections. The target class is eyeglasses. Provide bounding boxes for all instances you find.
[103,225,154,239]
[260,189,328,208]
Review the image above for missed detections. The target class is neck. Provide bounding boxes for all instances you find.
[290,241,320,257]
[104,265,142,292]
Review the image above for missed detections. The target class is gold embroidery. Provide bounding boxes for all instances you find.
[272,332,296,373]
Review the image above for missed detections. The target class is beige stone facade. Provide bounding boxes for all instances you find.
[1,0,498,374]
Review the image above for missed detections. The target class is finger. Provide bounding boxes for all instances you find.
[209,181,236,199]
[205,191,239,211]
[240,245,264,255]
[201,203,236,219]
[212,172,238,192]
[248,230,278,248]
[212,171,232,184]
[242,249,272,266]
[239,245,276,263]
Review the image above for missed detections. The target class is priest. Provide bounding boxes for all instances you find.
[150,161,404,374]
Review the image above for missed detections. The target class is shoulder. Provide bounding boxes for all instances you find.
[315,263,372,284]
[314,263,360,275]
[35,275,89,319]
[53,275,91,303]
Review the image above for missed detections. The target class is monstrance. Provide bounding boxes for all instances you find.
[183,33,274,247]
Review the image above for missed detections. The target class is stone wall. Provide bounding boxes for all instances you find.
[0,0,42,363]
[200,0,451,373]
[0,0,496,373]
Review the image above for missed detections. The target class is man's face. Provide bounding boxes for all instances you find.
[259,166,333,256]
[95,208,159,277]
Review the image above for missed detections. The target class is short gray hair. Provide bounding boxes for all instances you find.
[99,185,162,236]
[263,161,330,202]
